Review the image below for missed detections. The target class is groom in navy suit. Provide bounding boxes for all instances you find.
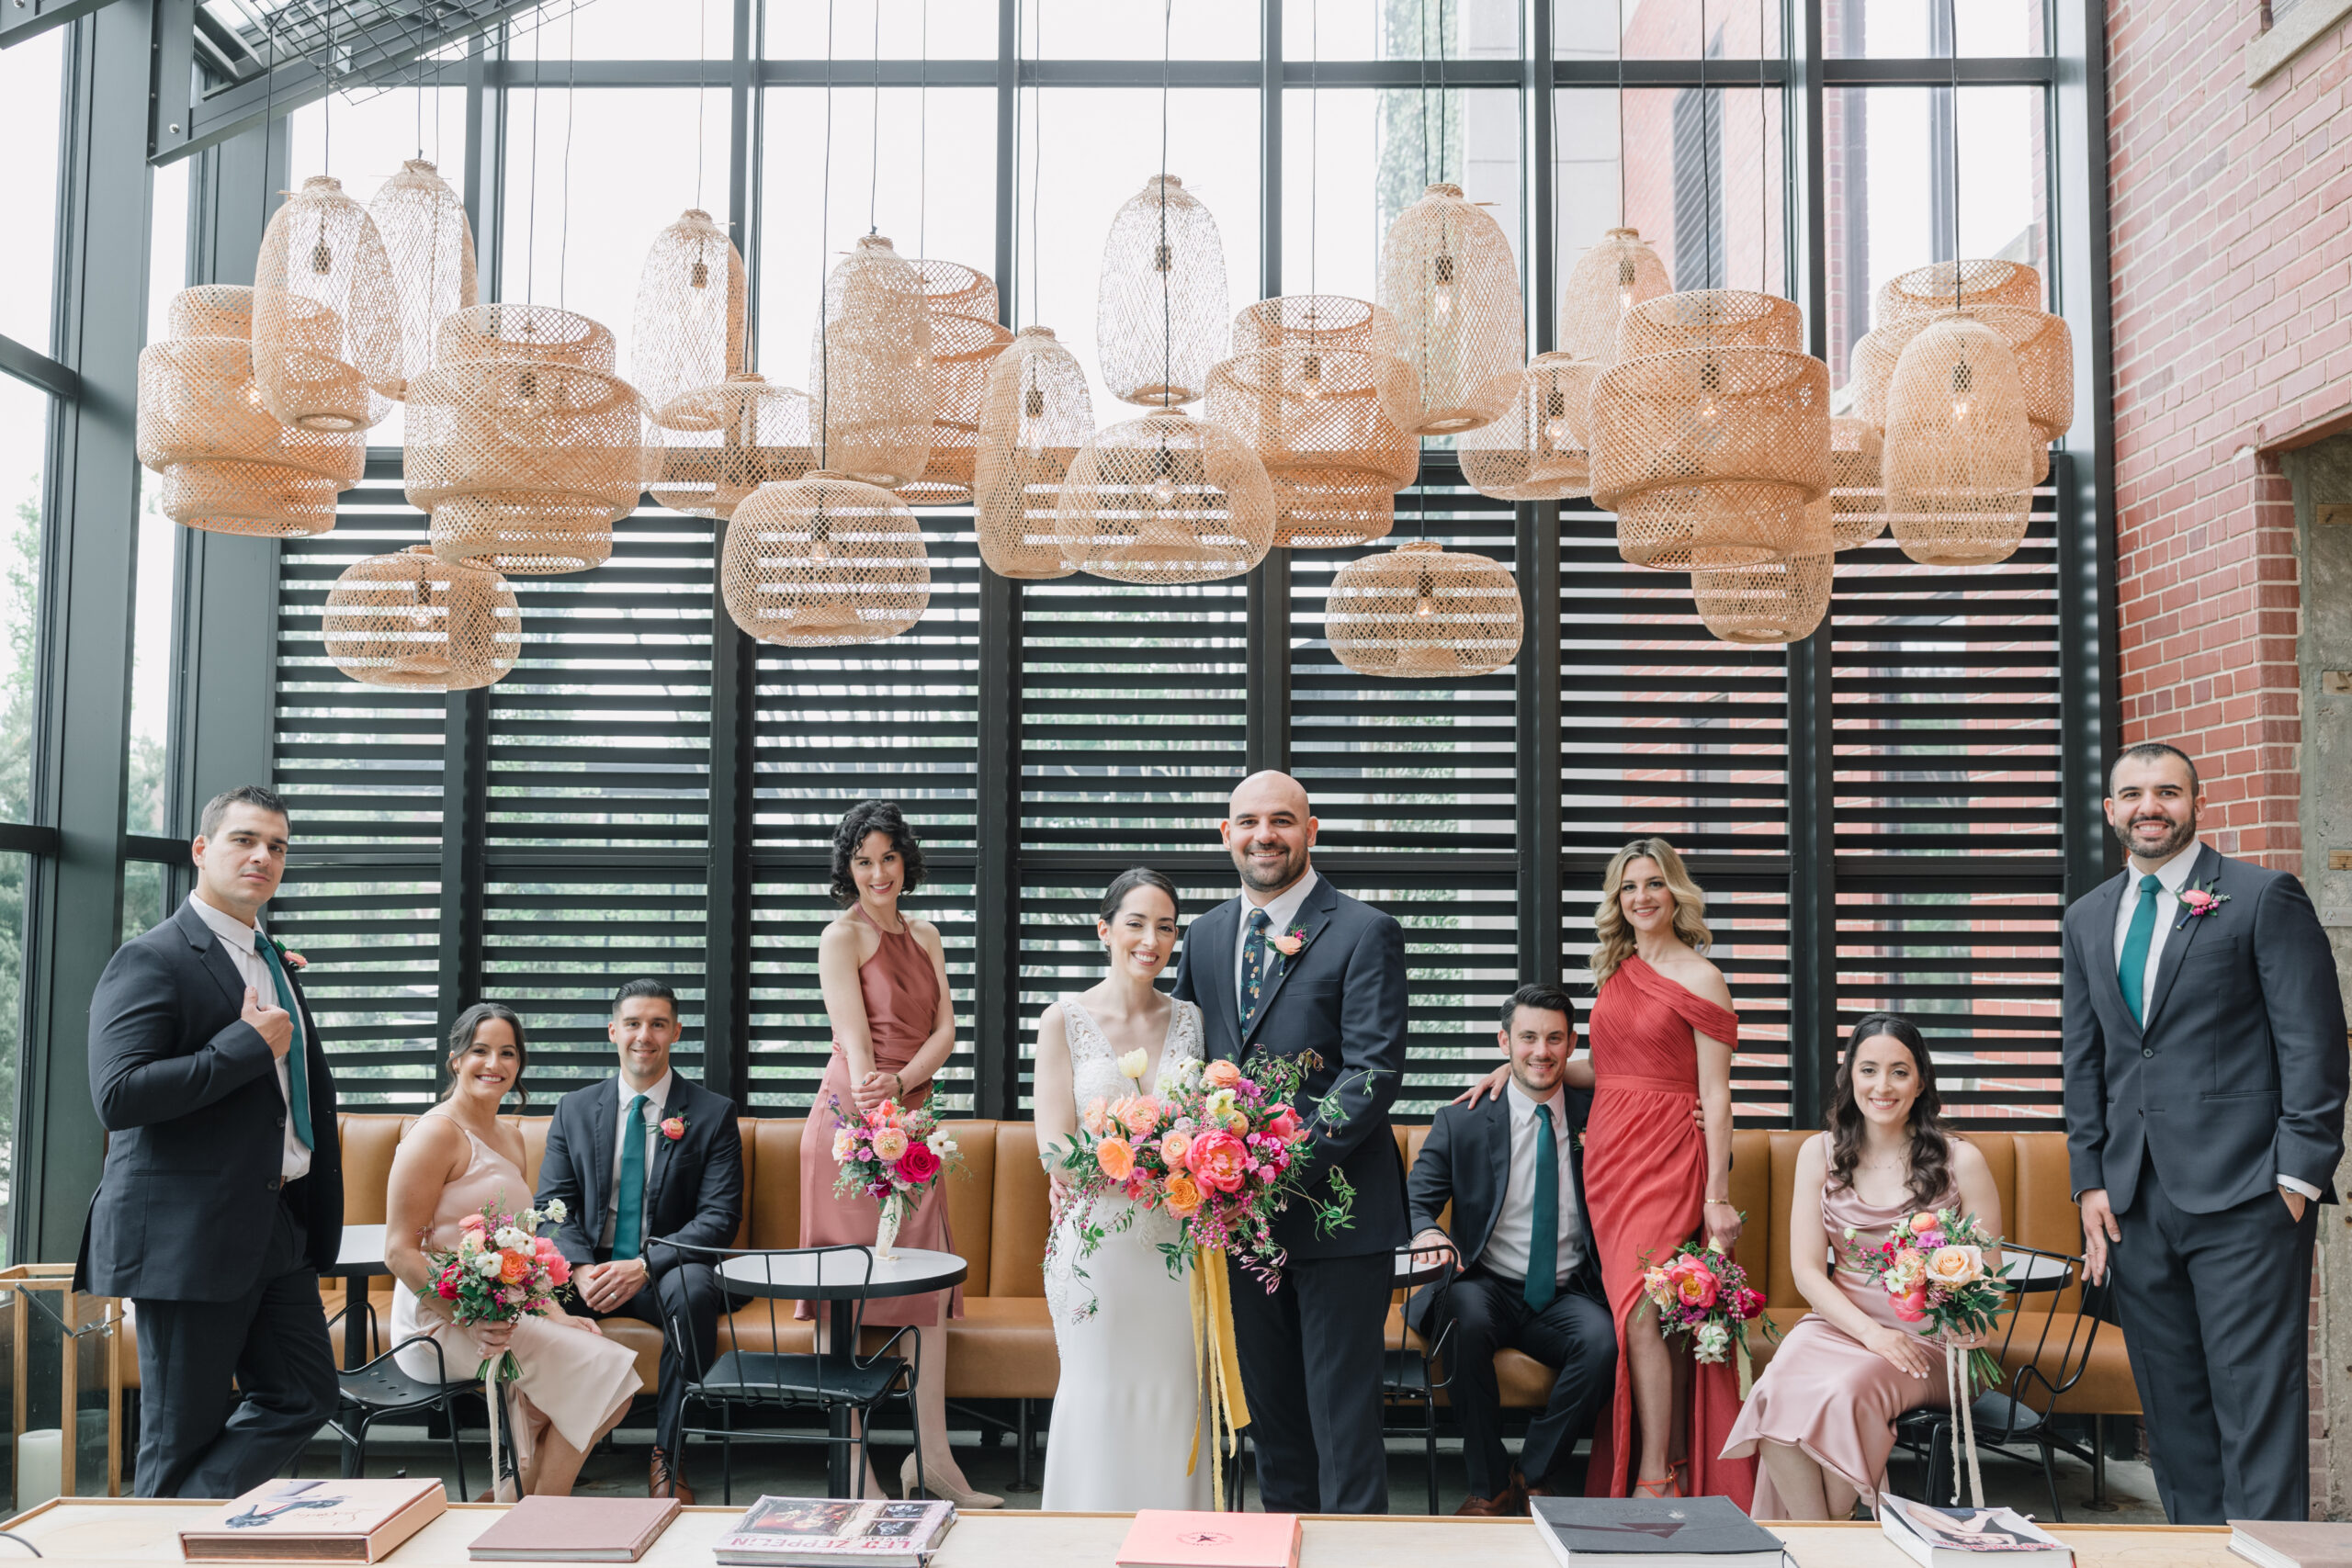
[1173,771,1410,1515]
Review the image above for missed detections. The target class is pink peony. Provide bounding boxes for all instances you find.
[872,1126,910,1162]
[544,1254,571,1286]
[895,1142,943,1185]
[1665,1255,1720,1311]
[1263,1105,1305,1144]
[1116,1095,1163,1140]
[1186,1129,1250,1193]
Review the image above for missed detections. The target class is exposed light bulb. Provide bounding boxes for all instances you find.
[1430,285,1454,321]
[1544,417,1572,446]
[1149,479,1179,507]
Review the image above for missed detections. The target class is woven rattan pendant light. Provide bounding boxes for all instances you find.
[1230,296,1419,427]
[253,175,403,431]
[1097,175,1228,408]
[650,373,815,518]
[634,209,750,420]
[1326,538,1524,678]
[898,310,1015,507]
[1828,414,1886,548]
[974,325,1091,580]
[1882,314,2036,566]
[1460,352,1598,502]
[1377,182,1522,434]
[322,544,522,689]
[1616,288,1804,359]
[810,233,934,488]
[1561,229,1672,365]
[719,470,931,646]
[136,284,364,536]
[913,259,1000,326]
[1204,344,1418,549]
[367,160,477,400]
[1053,407,1275,583]
[405,303,644,574]
[1690,535,1834,644]
[1875,258,2041,325]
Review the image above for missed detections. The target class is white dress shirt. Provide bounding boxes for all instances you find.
[601,1070,673,1248]
[1234,868,1320,1011]
[1477,1080,1587,1285]
[187,893,310,1182]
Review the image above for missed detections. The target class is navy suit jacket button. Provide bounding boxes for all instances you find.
[2142,1048,2154,1058]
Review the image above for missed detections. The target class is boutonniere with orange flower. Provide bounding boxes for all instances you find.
[266,935,307,972]
[1268,924,1307,960]
[2174,878,2231,931]
[659,1112,688,1142]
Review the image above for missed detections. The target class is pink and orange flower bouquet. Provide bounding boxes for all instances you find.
[414,1194,574,1382]
[1639,1237,1769,1367]
[1841,1206,2011,1388]
[826,1095,963,1255]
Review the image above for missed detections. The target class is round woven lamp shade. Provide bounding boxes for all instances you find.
[137,284,364,536]
[404,303,644,575]
[810,234,934,489]
[1097,175,1229,408]
[1326,539,1524,679]
[719,470,931,646]
[650,373,815,518]
[367,160,477,400]
[1690,536,1834,644]
[1589,344,1831,569]
[1378,183,1523,434]
[253,175,402,431]
[1828,415,1886,549]
[897,311,1016,507]
[322,544,522,689]
[1561,228,1671,365]
[1882,314,2036,567]
[974,325,1091,580]
[634,209,750,419]
[1851,304,2070,480]
[911,259,1000,325]
[1460,352,1597,502]
[1876,258,2042,325]
[1615,289,1804,361]
[1053,407,1275,584]
[1204,346,1418,548]
[1229,296,1417,431]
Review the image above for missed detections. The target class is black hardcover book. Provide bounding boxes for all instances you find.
[1530,1496,1784,1568]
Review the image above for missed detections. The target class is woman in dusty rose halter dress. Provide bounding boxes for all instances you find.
[1722,1012,2004,1517]
[801,801,999,1508]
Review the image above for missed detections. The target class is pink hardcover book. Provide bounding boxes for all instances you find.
[1115,1510,1301,1568]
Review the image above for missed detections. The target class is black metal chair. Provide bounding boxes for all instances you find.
[324,1326,486,1495]
[1892,1244,2109,1520]
[1385,1241,1460,1515]
[657,1241,923,1506]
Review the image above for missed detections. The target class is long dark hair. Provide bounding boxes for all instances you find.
[1825,1011,1951,1208]
[831,800,926,907]
[441,1001,529,1107]
[1098,867,1179,923]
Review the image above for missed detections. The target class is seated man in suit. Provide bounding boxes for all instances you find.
[533,979,743,1502]
[1408,982,1615,1517]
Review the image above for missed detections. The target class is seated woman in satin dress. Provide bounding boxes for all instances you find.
[386,1004,641,1497]
[1721,1012,2004,1518]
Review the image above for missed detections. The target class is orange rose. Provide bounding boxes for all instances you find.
[1203,1060,1243,1090]
[1164,1173,1203,1216]
[1160,1130,1193,1168]
[497,1248,531,1285]
[1097,1135,1135,1181]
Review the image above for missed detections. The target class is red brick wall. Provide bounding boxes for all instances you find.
[2106,0,2352,871]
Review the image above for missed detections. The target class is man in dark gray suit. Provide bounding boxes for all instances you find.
[1172,771,1409,1515]
[76,784,342,1497]
[2062,740,2347,1522]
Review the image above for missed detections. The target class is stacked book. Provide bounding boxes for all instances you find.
[714,1497,958,1567]
[1528,1495,1784,1568]
[1878,1496,2074,1568]
[178,1478,447,1563]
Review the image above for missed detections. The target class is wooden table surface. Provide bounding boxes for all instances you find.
[0,1497,2234,1568]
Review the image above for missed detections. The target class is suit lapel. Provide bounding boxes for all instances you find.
[583,1077,620,1239]
[1190,901,1245,1059]
[2142,844,2221,1033]
[2081,872,2141,1042]
[1481,1095,1511,1256]
[646,1081,686,1219]
[1241,878,1340,1049]
[175,901,247,1009]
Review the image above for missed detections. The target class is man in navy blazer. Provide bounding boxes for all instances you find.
[1406,984,1612,1516]
[533,979,743,1502]
[2062,741,2347,1522]
[1172,771,1409,1515]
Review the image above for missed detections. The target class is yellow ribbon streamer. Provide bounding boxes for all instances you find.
[1186,1247,1252,1508]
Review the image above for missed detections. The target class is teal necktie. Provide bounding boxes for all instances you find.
[614,1094,648,1260]
[1524,1104,1559,1313]
[254,932,311,1150]
[2118,873,2163,1027]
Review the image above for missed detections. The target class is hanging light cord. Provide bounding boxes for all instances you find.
[1436,0,1448,181]
[1615,0,1625,225]
[1416,0,1430,189]
[1947,0,1962,306]
[1308,1,1317,296]
[819,0,836,446]
[1030,0,1043,327]
[560,11,575,308]
[868,0,882,234]
[918,0,929,261]
[1159,0,1172,410]
[695,0,707,209]
[1758,0,1769,296]
[526,22,541,301]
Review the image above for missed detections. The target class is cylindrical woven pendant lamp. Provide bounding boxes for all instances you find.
[1376,182,1523,434]
[810,233,934,488]
[1052,407,1275,583]
[322,544,522,689]
[1229,296,1418,430]
[1951,304,2073,484]
[633,209,750,418]
[1560,228,1671,365]
[405,303,644,574]
[1589,343,1831,569]
[367,160,478,400]
[720,470,931,646]
[1098,175,1229,408]
[137,284,364,536]
[650,374,815,518]
[911,259,1000,325]
[1325,539,1524,678]
[1204,346,1418,548]
[1875,258,2041,325]
[1690,536,1834,644]
[1828,415,1886,549]
[975,325,1091,580]
[1615,289,1803,360]
[253,175,402,431]
[1882,314,2036,566]
[897,311,1015,507]
[1459,352,1597,502]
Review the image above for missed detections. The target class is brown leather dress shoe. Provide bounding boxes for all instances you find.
[1456,1474,1527,1517]
[650,1448,696,1505]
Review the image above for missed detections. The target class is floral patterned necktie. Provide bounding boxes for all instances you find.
[1241,908,1273,1030]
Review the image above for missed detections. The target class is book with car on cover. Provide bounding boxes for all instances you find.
[178,1477,447,1562]
[467,1495,682,1561]
[711,1497,956,1568]
[1878,1497,2071,1568]
[1529,1495,1783,1568]
[1114,1510,1303,1568]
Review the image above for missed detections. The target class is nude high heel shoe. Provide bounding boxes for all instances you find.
[901,1450,1003,1509]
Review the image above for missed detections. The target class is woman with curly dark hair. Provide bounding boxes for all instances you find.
[797,801,997,1508]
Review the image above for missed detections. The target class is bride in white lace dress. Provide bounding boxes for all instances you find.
[1035,869,1216,1513]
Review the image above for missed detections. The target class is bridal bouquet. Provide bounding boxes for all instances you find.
[1840,1207,2012,1387]
[415,1194,573,1381]
[827,1095,963,1254]
[1639,1236,1769,1365]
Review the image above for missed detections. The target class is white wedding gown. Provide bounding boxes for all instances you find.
[1040,996,1217,1513]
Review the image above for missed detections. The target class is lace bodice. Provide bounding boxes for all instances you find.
[1059,994,1203,1111]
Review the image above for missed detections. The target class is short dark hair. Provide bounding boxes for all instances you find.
[613,977,679,1021]
[1502,982,1579,1034]
[830,800,926,906]
[440,1001,528,1107]
[2109,741,2199,797]
[1099,867,1179,923]
[200,784,290,840]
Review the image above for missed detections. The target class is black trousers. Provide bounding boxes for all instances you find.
[579,1251,724,1457]
[1227,1248,1394,1515]
[131,1193,337,1499]
[1432,1269,1615,1499]
[2109,1151,2318,1523]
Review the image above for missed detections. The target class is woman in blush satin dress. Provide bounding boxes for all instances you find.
[387,1004,640,1497]
[1722,1013,2004,1518]
[800,800,1000,1509]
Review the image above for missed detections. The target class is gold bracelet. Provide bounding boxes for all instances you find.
[1703,1198,1737,1208]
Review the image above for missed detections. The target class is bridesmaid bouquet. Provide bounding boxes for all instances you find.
[1840,1207,2012,1387]
[1639,1237,1768,1364]
[414,1194,573,1381]
[827,1095,964,1253]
